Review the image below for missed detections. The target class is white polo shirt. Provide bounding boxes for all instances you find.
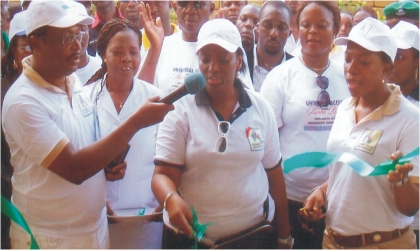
[260,57,350,202]
[154,32,254,95]
[2,56,107,238]
[155,80,279,239]
[326,84,419,235]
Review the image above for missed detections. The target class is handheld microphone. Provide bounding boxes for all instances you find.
[158,72,206,104]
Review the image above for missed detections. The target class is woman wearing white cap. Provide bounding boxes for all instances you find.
[1,11,31,95]
[152,18,291,248]
[388,21,419,107]
[388,20,420,248]
[301,17,419,249]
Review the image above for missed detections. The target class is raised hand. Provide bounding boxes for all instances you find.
[139,2,164,50]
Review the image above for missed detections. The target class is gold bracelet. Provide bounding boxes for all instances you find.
[163,191,176,210]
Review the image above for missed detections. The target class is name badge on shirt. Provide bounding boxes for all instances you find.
[77,94,93,117]
[354,129,383,154]
[246,127,264,151]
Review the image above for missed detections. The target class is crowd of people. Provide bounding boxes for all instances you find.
[0,0,419,249]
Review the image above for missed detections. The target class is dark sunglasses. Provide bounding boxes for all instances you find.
[316,76,331,107]
[177,1,209,9]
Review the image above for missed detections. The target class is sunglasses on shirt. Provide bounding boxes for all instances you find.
[316,76,331,107]
[215,121,230,153]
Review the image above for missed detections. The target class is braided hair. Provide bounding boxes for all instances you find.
[85,18,142,104]
[1,37,20,81]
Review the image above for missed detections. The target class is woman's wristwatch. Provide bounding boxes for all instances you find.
[278,235,294,248]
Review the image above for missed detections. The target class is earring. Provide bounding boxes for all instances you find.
[104,59,107,63]
[13,60,18,69]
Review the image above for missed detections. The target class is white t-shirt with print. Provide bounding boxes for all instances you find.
[260,57,350,202]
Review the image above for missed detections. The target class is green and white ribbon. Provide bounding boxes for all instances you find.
[191,206,212,249]
[1,196,39,249]
[284,147,419,176]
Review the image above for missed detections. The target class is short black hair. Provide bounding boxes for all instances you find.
[260,1,292,23]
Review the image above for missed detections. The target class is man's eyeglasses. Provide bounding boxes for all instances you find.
[119,0,139,5]
[39,31,85,45]
[17,45,31,53]
[177,1,209,9]
[215,121,230,153]
[316,76,331,107]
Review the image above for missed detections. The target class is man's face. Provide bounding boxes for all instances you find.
[144,1,171,24]
[222,0,247,24]
[285,0,300,15]
[118,0,140,23]
[34,25,84,77]
[174,1,213,38]
[257,5,291,55]
[236,5,259,52]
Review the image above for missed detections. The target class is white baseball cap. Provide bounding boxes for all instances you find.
[391,21,419,51]
[196,18,242,53]
[9,11,27,42]
[334,17,397,62]
[25,0,93,36]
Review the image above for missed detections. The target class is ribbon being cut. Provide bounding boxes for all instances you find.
[283,147,419,176]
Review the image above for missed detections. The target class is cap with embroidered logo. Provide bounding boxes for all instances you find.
[383,1,419,20]
[334,17,397,62]
[391,21,419,51]
[25,0,93,36]
[196,18,242,53]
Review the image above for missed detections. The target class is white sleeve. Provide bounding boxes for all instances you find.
[155,102,189,165]
[260,97,282,169]
[260,67,286,128]
[3,101,66,166]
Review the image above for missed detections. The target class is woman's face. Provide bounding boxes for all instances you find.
[387,48,419,87]
[337,12,353,38]
[298,3,336,57]
[104,28,141,83]
[13,36,31,71]
[198,44,241,90]
[344,41,391,98]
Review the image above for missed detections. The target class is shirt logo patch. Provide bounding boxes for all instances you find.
[246,127,264,151]
[354,129,383,154]
[78,94,93,117]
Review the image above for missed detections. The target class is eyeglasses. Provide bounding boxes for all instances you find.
[39,31,85,45]
[177,1,209,9]
[215,121,230,153]
[119,0,139,5]
[17,45,31,53]
[316,76,331,107]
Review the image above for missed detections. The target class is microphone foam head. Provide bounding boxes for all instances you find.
[184,73,206,95]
